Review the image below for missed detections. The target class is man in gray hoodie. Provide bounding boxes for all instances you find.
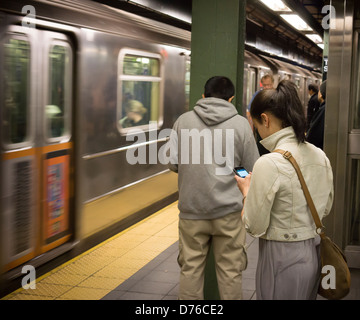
[168,76,259,299]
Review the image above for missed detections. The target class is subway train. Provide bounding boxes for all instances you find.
[0,0,321,293]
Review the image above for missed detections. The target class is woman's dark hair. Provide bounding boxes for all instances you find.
[250,80,306,143]
[204,76,235,101]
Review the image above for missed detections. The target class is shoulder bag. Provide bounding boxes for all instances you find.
[273,149,351,300]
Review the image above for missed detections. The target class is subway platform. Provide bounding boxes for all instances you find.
[2,201,360,301]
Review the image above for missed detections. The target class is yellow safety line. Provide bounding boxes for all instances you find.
[2,201,178,300]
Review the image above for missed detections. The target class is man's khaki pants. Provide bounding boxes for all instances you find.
[178,211,247,300]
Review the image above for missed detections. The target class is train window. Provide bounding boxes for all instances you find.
[3,38,30,145]
[250,69,256,97]
[118,49,162,132]
[46,43,72,140]
[245,70,251,107]
[246,68,257,107]
[123,55,159,76]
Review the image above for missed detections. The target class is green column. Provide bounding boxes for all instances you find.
[322,30,329,81]
[189,0,247,299]
[189,0,246,114]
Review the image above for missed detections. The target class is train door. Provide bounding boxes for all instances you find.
[40,30,73,254]
[0,25,74,271]
[245,67,257,108]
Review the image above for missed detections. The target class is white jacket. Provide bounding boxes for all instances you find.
[243,127,334,241]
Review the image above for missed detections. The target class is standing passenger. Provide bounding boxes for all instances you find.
[167,76,259,300]
[235,80,334,300]
[306,80,327,149]
[306,83,320,131]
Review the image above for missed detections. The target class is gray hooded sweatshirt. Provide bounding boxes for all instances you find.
[168,97,259,220]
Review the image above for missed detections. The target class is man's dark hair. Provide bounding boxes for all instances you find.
[308,83,319,93]
[204,76,235,101]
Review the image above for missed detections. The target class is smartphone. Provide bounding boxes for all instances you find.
[233,166,249,178]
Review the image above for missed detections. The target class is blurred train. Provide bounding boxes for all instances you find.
[0,0,321,294]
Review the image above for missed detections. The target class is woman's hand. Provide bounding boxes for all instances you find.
[234,173,252,197]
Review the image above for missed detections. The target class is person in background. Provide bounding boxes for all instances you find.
[168,76,259,300]
[306,83,320,131]
[235,80,334,300]
[306,80,327,150]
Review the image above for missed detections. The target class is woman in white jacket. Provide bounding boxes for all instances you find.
[235,80,334,300]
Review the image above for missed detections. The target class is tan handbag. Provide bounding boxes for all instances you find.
[273,149,351,300]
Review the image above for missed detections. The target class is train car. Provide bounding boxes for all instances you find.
[242,48,322,117]
[0,0,321,294]
[0,0,190,292]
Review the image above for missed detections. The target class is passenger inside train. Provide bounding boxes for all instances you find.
[119,99,148,128]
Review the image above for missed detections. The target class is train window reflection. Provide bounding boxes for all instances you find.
[118,50,162,131]
[3,38,30,144]
[123,55,159,76]
[46,44,71,139]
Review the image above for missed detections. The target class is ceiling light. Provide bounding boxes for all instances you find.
[306,34,323,44]
[280,14,313,31]
[260,0,292,12]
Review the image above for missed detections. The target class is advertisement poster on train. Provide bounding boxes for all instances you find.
[44,154,69,242]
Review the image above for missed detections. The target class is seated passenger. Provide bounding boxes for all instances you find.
[119,99,147,128]
[235,80,334,300]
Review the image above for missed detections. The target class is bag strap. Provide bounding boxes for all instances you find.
[273,149,325,236]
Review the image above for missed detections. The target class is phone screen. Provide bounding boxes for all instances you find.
[234,167,249,178]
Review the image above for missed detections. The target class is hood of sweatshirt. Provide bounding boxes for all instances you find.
[193,97,238,126]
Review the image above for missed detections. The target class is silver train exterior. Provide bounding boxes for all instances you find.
[0,0,321,289]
